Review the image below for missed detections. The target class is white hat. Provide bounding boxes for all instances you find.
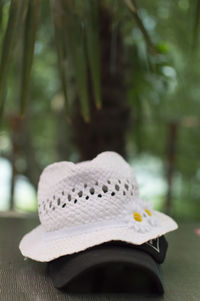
[19,151,178,262]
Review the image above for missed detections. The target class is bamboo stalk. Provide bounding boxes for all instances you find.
[124,0,159,54]
[165,122,178,215]
[85,0,102,109]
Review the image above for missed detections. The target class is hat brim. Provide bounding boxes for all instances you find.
[19,211,177,262]
[47,243,164,294]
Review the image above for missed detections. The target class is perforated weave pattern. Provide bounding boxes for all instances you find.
[38,152,139,231]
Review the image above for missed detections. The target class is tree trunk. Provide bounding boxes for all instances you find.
[72,5,130,161]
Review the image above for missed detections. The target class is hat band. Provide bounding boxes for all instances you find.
[43,219,130,240]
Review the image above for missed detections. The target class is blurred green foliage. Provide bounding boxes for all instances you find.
[0,0,200,219]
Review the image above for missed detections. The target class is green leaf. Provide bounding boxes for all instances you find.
[0,0,27,117]
[19,0,40,116]
[50,0,71,122]
[0,0,4,34]
[156,42,170,54]
[51,0,90,122]
[70,28,90,123]
[84,0,101,109]
[62,0,90,122]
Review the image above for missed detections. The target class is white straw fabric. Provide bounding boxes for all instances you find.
[19,151,178,262]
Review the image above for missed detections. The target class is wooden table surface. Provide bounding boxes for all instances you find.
[0,215,200,301]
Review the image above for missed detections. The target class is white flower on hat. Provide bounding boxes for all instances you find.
[124,197,159,232]
[138,198,159,227]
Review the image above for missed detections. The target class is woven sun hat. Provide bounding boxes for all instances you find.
[19,151,178,262]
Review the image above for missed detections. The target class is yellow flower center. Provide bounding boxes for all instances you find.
[133,212,142,222]
[145,209,152,216]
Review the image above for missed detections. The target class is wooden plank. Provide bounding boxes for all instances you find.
[0,216,199,300]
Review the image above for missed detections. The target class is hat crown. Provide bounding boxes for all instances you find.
[37,152,139,232]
